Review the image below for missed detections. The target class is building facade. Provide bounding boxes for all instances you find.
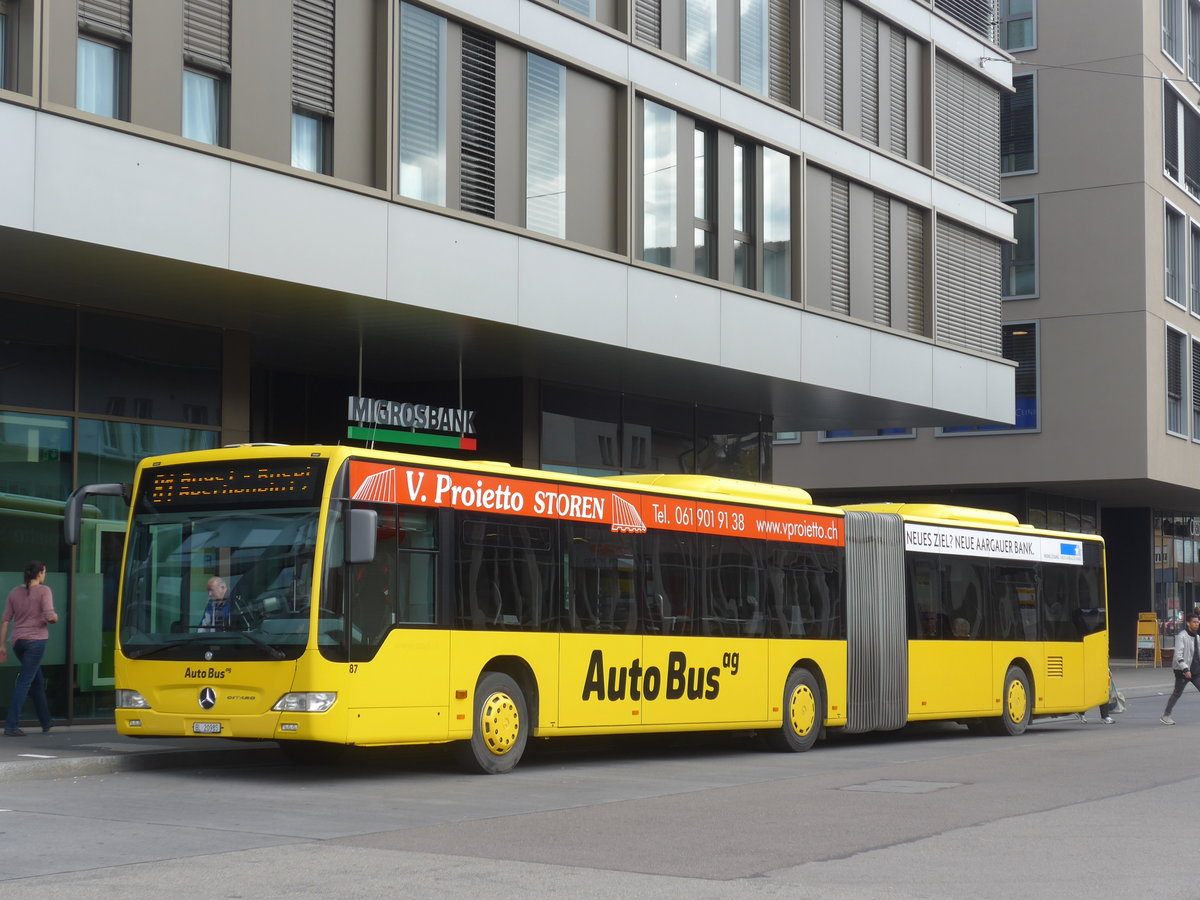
[777,0,1200,660]
[0,0,1011,721]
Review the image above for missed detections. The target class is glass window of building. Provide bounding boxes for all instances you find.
[291,0,335,174]
[695,407,761,479]
[642,100,677,267]
[0,9,7,91]
[78,314,221,426]
[398,1,447,205]
[1168,326,1188,436]
[182,69,225,146]
[623,396,695,474]
[1190,0,1200,81]
[292,110,329,173]
[999,0,1035,52]
[694,126,714,277]
[1001,74,1035,174]
[557,0,595,16]
[1166,204,1186,306]
[0,299,75,411]
[733,140,753,289]
[1002,198,1036,298]
[1166,0,1185,65]
[822,428,914,440]
[76,37,126,119]
[526,54,566,239]
[686,0,716,72]
[739,0,768,95]
[762,146,790,299]
[541,384,620,476]
[941,323,1039,434]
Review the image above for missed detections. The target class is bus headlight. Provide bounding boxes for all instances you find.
[116,690,151,709]
[272,692,337,712]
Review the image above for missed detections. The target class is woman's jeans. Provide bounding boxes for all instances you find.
[5,638,51,731]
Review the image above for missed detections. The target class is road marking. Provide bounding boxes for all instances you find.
[18,753,58,759]
[840,779,961,793]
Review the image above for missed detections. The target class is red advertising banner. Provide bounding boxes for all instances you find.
[349,461,843,547]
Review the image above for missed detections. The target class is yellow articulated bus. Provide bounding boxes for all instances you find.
[64,445,1108,773]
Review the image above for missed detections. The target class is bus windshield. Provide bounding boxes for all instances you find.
[120,508,322,661]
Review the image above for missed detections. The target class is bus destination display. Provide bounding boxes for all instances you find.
[143,460,327,510]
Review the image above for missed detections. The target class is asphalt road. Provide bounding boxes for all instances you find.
[0,683,1191,899]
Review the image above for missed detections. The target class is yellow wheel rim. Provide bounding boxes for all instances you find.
[479,690,520,756]
[1005,678,1028,725]
[788,684,817,737]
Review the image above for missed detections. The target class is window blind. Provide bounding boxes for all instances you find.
[934,217,1001,355]
[830,176,850,315]
[526,54,566,238]
[934,0,994,40]
[183,0,231,70]
[934,54,1000,197]
[767,0,790,104]
[823,0,843,130]
[888,29,907,157]
[906,205,925,335]
[634,0,661,48]
[293,0,334,114]
[860,10,879,145]
[1166,89,1181,180]
[873,194,890,326]
[78,0,131,39]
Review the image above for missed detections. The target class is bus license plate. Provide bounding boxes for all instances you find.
[193,722,222,734]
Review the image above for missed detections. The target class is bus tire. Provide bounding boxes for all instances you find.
[988,666,1031,736]
[763,668,822,752]
[278,740,346,765]
[454,671,529,774]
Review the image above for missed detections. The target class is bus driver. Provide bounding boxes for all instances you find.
[199,576,237,632]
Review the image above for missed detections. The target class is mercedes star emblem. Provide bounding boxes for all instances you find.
[199,687,217,710]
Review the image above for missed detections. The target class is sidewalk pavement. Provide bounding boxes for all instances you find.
[0,659,1183,783]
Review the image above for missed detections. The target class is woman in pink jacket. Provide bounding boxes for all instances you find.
[1,561,58,736]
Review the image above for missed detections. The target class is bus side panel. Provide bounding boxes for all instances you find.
[558,633,643,728]
[907,642,992,718]
[1037,640,1084,713]
[345,629,451,745]
[640,635,766,726]
[446,631,560,739]
[769,640,847,728]
[1083,631,1110,710]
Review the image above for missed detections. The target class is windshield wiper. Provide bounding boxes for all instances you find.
[227,629,287,660]
[125,631,285,661]
[126,638,201,659]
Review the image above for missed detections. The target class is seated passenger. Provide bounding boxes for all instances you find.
[952,617,971,638]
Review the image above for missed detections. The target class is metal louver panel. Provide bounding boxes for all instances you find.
[934,54,1000,197]
[634,0,661,48]
[873,194,890,326]
[861,10,878,145]
[906,205,925,335]
[844,512,907,735]
[293,0,334,113]
[767,0,790,104]
[889,30,907,157]
[935,217,1002,354]
[461,28,497,219]
[823,0,842,129]
[830,176,850,315]
[78,0,130,37]
[1168,329,1184,399]
[184,0,232,69]
[934,0,994,40]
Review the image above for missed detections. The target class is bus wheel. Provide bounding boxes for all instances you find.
[989,666,1031,736]
[454,672,529,774]
[763,668,822,752]
[278,740,346,765]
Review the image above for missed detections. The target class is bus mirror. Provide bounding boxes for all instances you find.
[345,508,378,565]
[63,483,131,546]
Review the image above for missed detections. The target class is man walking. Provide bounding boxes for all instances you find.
[1162,613,1200,725]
